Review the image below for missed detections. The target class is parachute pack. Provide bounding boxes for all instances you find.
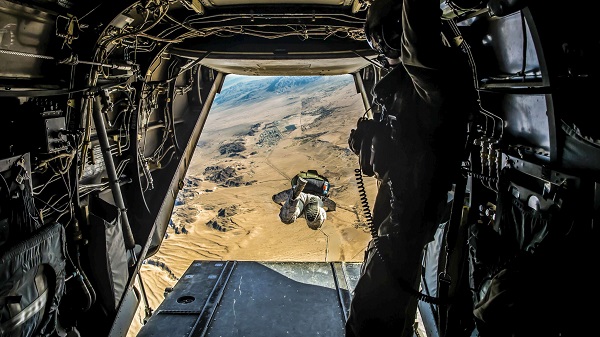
[291,170,330,197]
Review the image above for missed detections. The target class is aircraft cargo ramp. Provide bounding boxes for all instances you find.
[137,261,362,337]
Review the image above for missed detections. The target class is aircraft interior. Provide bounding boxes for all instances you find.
[0,0,598,336]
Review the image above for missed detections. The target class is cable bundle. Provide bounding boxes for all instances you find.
[7,157,43,241]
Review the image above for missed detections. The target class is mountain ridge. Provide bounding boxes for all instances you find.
[213,75,352,108]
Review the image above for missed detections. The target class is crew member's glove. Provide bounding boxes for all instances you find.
[348,117,382,176]
[348,117,394,178]
[348,117,370,155]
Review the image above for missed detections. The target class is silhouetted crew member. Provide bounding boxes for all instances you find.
[346,0,476,336]
[272,170,336,230]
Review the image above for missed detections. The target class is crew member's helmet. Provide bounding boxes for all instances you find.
[304,197,326,230]
[364,0,404,63]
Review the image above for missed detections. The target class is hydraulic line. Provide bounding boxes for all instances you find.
[79,97,93,179]
[92,96,137,265]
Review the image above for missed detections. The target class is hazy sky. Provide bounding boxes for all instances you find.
[220,74,353,90]
[220,74,272,90]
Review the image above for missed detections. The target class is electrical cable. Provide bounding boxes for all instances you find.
[448,19,504,141]
[0,172,10,199]
[75,244,96,311]
[352,50,386,70]
[8,157,43,236]
[519,11,527,78]
[0,48,134,71]
[462,167,498,184]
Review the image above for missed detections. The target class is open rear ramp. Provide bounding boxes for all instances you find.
[137,261,362,337]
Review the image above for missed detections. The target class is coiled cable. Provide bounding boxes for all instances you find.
[355,168,383,262]
[355,168,450,305]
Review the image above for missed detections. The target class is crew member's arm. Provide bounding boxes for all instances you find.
[400,0,443,71]
[401,0,454,121]
[400,0,447,102]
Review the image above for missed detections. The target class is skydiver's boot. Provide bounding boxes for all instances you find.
[292,176,308,200]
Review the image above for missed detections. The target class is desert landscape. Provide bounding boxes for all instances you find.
[127,74,380,336]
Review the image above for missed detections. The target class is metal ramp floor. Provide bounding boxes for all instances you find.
[137,261,362,337]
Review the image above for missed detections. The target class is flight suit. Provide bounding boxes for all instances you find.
[345,0,477,336]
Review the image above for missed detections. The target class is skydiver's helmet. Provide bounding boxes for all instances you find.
[304,196,326,230]
[364,0,404,66]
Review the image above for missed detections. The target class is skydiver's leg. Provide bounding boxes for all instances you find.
[305,195,326,230]
[278,191,308,224]
[272,189,292,204]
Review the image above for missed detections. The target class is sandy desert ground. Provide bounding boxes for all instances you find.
[127,75,380,336]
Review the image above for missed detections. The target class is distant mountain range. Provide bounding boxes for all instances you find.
[213,75,353,108]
